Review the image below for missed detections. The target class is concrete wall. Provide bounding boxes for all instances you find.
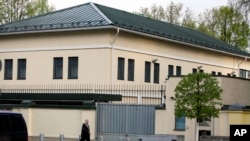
[1,28,250,141]
[1,29,250,86]
[13,108,96,140]
[162,76,250,139]
[218,77,250,105]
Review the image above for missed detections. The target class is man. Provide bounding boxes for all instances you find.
[80,119,90,141]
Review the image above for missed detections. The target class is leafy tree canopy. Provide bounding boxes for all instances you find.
[174,72,222,121]
[198,6,249,49]
[0,0,54,24]
[135,1,250,50]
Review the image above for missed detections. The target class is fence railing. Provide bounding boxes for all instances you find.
[200,136,229,141]
[0,84,166,106]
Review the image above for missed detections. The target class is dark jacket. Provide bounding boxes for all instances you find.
[81,123,90,139]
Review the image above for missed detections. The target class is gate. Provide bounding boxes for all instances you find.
[96,103,155,140]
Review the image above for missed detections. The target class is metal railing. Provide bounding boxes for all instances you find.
[200,136,229,141]
[0,84,166,105]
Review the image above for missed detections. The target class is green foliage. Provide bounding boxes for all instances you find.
[197,6,249,49]
[135,1,183,24]
[174,72,222,121]
[165,1,183,24]
[136,4,165,21]
[0,0,54,24]
[27,0,55,16]
[229,0,250,23]
[135,2,249,50]
[182,7,196,28]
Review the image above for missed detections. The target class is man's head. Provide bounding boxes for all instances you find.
[85,119,89,125]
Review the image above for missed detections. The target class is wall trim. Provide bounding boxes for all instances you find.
[0,44,237,70]
[0,45,111,53]
[114,46,237,70]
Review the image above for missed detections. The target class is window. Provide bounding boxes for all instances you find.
[192,68,197,73]
[168,65,174,76]
[199,69,204,73]
[17,59,26,80]
[145,62,151,82]
[211,71,216,76]
[175,116,185,130]
[4,59,13,80]
[154,63,160,83]
[239,69,247,78]
[117,57,125,80]
[53,57,63,79]
[176,66,181,76]
[218,72,222,76]
[128,59,134,81]
[68,57,78,79]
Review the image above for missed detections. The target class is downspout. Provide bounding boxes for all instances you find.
[237,56,248,76]
[111,28,120,86]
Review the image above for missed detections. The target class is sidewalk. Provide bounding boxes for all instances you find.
[29,137,79,141]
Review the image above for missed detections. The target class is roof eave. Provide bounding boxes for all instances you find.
[116,27,249,59]
[0,25,115,36]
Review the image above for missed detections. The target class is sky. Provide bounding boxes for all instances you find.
[48,0,228,15]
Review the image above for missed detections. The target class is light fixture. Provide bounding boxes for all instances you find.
[170,96,175,100]
[197,65,203,70]
[231,71,235,75]
[152,58,158,63]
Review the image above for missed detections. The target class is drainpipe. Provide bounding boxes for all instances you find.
[238,56,248,77]
[111,28,120,86]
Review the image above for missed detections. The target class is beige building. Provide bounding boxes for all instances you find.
[0,2,250,141]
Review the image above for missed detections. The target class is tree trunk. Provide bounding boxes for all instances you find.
[195,121,199,141]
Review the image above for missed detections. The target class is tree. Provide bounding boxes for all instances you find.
[135,1,183,24]
[0,0,54,24]
[229,0,250,23]
[182,7,196,28]
[175,72,222,141]
[197,9,218,38]
[136,4,165,21]
[26,0,54,17]
[165,1,183,24]
[198,6,249,49]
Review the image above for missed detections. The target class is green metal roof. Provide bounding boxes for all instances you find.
[0,2,249,57]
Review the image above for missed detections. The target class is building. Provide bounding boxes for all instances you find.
[0,2,250,141]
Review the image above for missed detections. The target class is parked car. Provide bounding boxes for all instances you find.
[0,110,28,141]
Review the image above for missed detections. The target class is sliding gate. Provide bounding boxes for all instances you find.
[96,103,155,140]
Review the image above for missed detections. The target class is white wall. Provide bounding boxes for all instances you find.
[13,108,96,140]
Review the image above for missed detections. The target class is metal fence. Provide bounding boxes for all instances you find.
[97,104,155,135]
[200,136,229,141]
[0,84,166,105]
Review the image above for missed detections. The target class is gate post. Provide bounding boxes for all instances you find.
[39,133,44,141]
[99,136,104,141]
[59,134,64,141]
[78,135,81,141]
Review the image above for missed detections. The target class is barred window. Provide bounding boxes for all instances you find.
[17,59,26,80]
[145,61,151,82]
[53,57,63,79]
[4,59,13,80]
[128,59,134,81]
[68,57,78,79]
[117,57,125,80]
